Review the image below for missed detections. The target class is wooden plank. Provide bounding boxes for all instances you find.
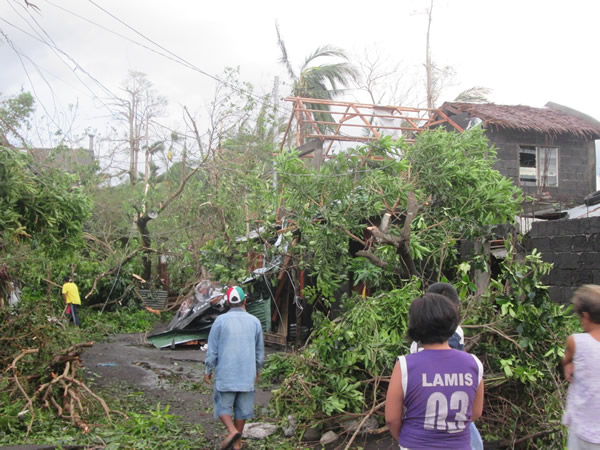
[279,110,295,152]
[300,119,422,131]
[294,107,429,122]
[264,332,287,346]
[286,96,439,112]
[297,99,325,141]
[306,134,377,142]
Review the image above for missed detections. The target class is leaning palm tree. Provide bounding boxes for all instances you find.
[276,23,359,132]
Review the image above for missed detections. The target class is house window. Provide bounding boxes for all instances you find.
[519,145,558,187]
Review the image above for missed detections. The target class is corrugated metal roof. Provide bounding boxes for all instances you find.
[246,298,272,333]
[565,203,600,219]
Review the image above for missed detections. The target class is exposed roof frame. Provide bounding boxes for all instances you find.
[280,97,464,156]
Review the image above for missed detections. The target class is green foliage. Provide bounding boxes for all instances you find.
[0,91,34,145]
[0,148,92,257]
[120,404,176,437]
[464,243,577,446]
[0,297,173,446]
[266,242,576,446]
[0,400,208,449]
[264,283,420,423]
[267,130,521,298]
[0,300,79,375]
[404,127,523,273]
[406,127,521,231]
[197,129,522,308]
[276,26,359,126]
[82,302,167,337]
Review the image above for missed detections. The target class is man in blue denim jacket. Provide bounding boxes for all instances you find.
[204,286,264,450]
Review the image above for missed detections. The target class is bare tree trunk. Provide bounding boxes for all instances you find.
[425,0,434,111]
[128,99,137,186]
[292,269,303,348]
[136,214,152,283]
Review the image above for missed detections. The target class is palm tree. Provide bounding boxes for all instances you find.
[275,23,359,131]
[454,86,491,103]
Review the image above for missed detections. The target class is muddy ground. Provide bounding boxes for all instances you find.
[78,325,396,449]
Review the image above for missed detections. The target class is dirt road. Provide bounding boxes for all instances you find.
[80,330,395,449]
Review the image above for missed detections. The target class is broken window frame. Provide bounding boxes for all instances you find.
[519,145,559,188]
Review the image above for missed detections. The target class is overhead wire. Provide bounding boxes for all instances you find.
[0,31,62,139]
[5,0,316,161]
[2,1,122,140]
[83,0,294,116]
[5,0,375,180]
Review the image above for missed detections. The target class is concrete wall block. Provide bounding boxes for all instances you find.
[561,220,580,236]
[585,217,600,234]
[551,270,571,287]
[555,252,580,270]
[548,286,575,305]
[549,220,563,236]
[551,237,572,252]
[530,237,551,252]
[571,235,589,250]
[573,270,594,285]
[547,286,562,304]
[529,221,546,236]
[539,252,555,265]
[592,234,600,252]
[541,221,560,236]
[580,252,599,268]
[578,218,592,234]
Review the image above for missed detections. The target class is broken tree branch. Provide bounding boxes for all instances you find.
[338,225,367,246]
[85,247,155,299]
[355,250,403,276]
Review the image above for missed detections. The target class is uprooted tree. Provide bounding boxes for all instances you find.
[200,128,576,447]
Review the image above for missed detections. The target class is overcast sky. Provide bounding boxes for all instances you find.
[1,0,599,148]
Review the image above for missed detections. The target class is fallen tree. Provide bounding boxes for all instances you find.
[0,303,123,438]
[229,130,574,447]
[263,247,577,448]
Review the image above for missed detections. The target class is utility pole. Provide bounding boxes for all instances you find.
[272,76,279,194]
[88,134,95,160]
[425,0,434,112]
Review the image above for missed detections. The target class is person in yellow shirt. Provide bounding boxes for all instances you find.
[62,276,81,326]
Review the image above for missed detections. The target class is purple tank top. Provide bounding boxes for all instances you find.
[398,349,483,449]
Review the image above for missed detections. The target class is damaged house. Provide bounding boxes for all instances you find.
[435,102,600,214]
[149,99,600,347]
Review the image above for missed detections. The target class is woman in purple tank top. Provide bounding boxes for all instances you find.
[385,293,485,449]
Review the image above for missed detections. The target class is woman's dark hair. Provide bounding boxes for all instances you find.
[407,293,460,344]
[63,276,70,283]
[426,282,460,307]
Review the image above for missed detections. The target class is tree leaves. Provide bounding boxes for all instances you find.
[0,149,92,257]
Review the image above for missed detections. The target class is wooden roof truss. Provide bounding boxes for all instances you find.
[280,97,464,156]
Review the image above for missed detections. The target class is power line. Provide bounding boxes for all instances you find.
[6,0,290,153]
[83,0,293,116]
[2,2,121,125]
[4,0,342,167]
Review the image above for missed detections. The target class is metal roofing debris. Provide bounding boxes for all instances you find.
[565,203,600,219]
[147,280,272,349]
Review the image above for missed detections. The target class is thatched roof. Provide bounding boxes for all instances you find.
[440,102,600,139]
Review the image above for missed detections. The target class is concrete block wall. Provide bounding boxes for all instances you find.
[525,216,600,304]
